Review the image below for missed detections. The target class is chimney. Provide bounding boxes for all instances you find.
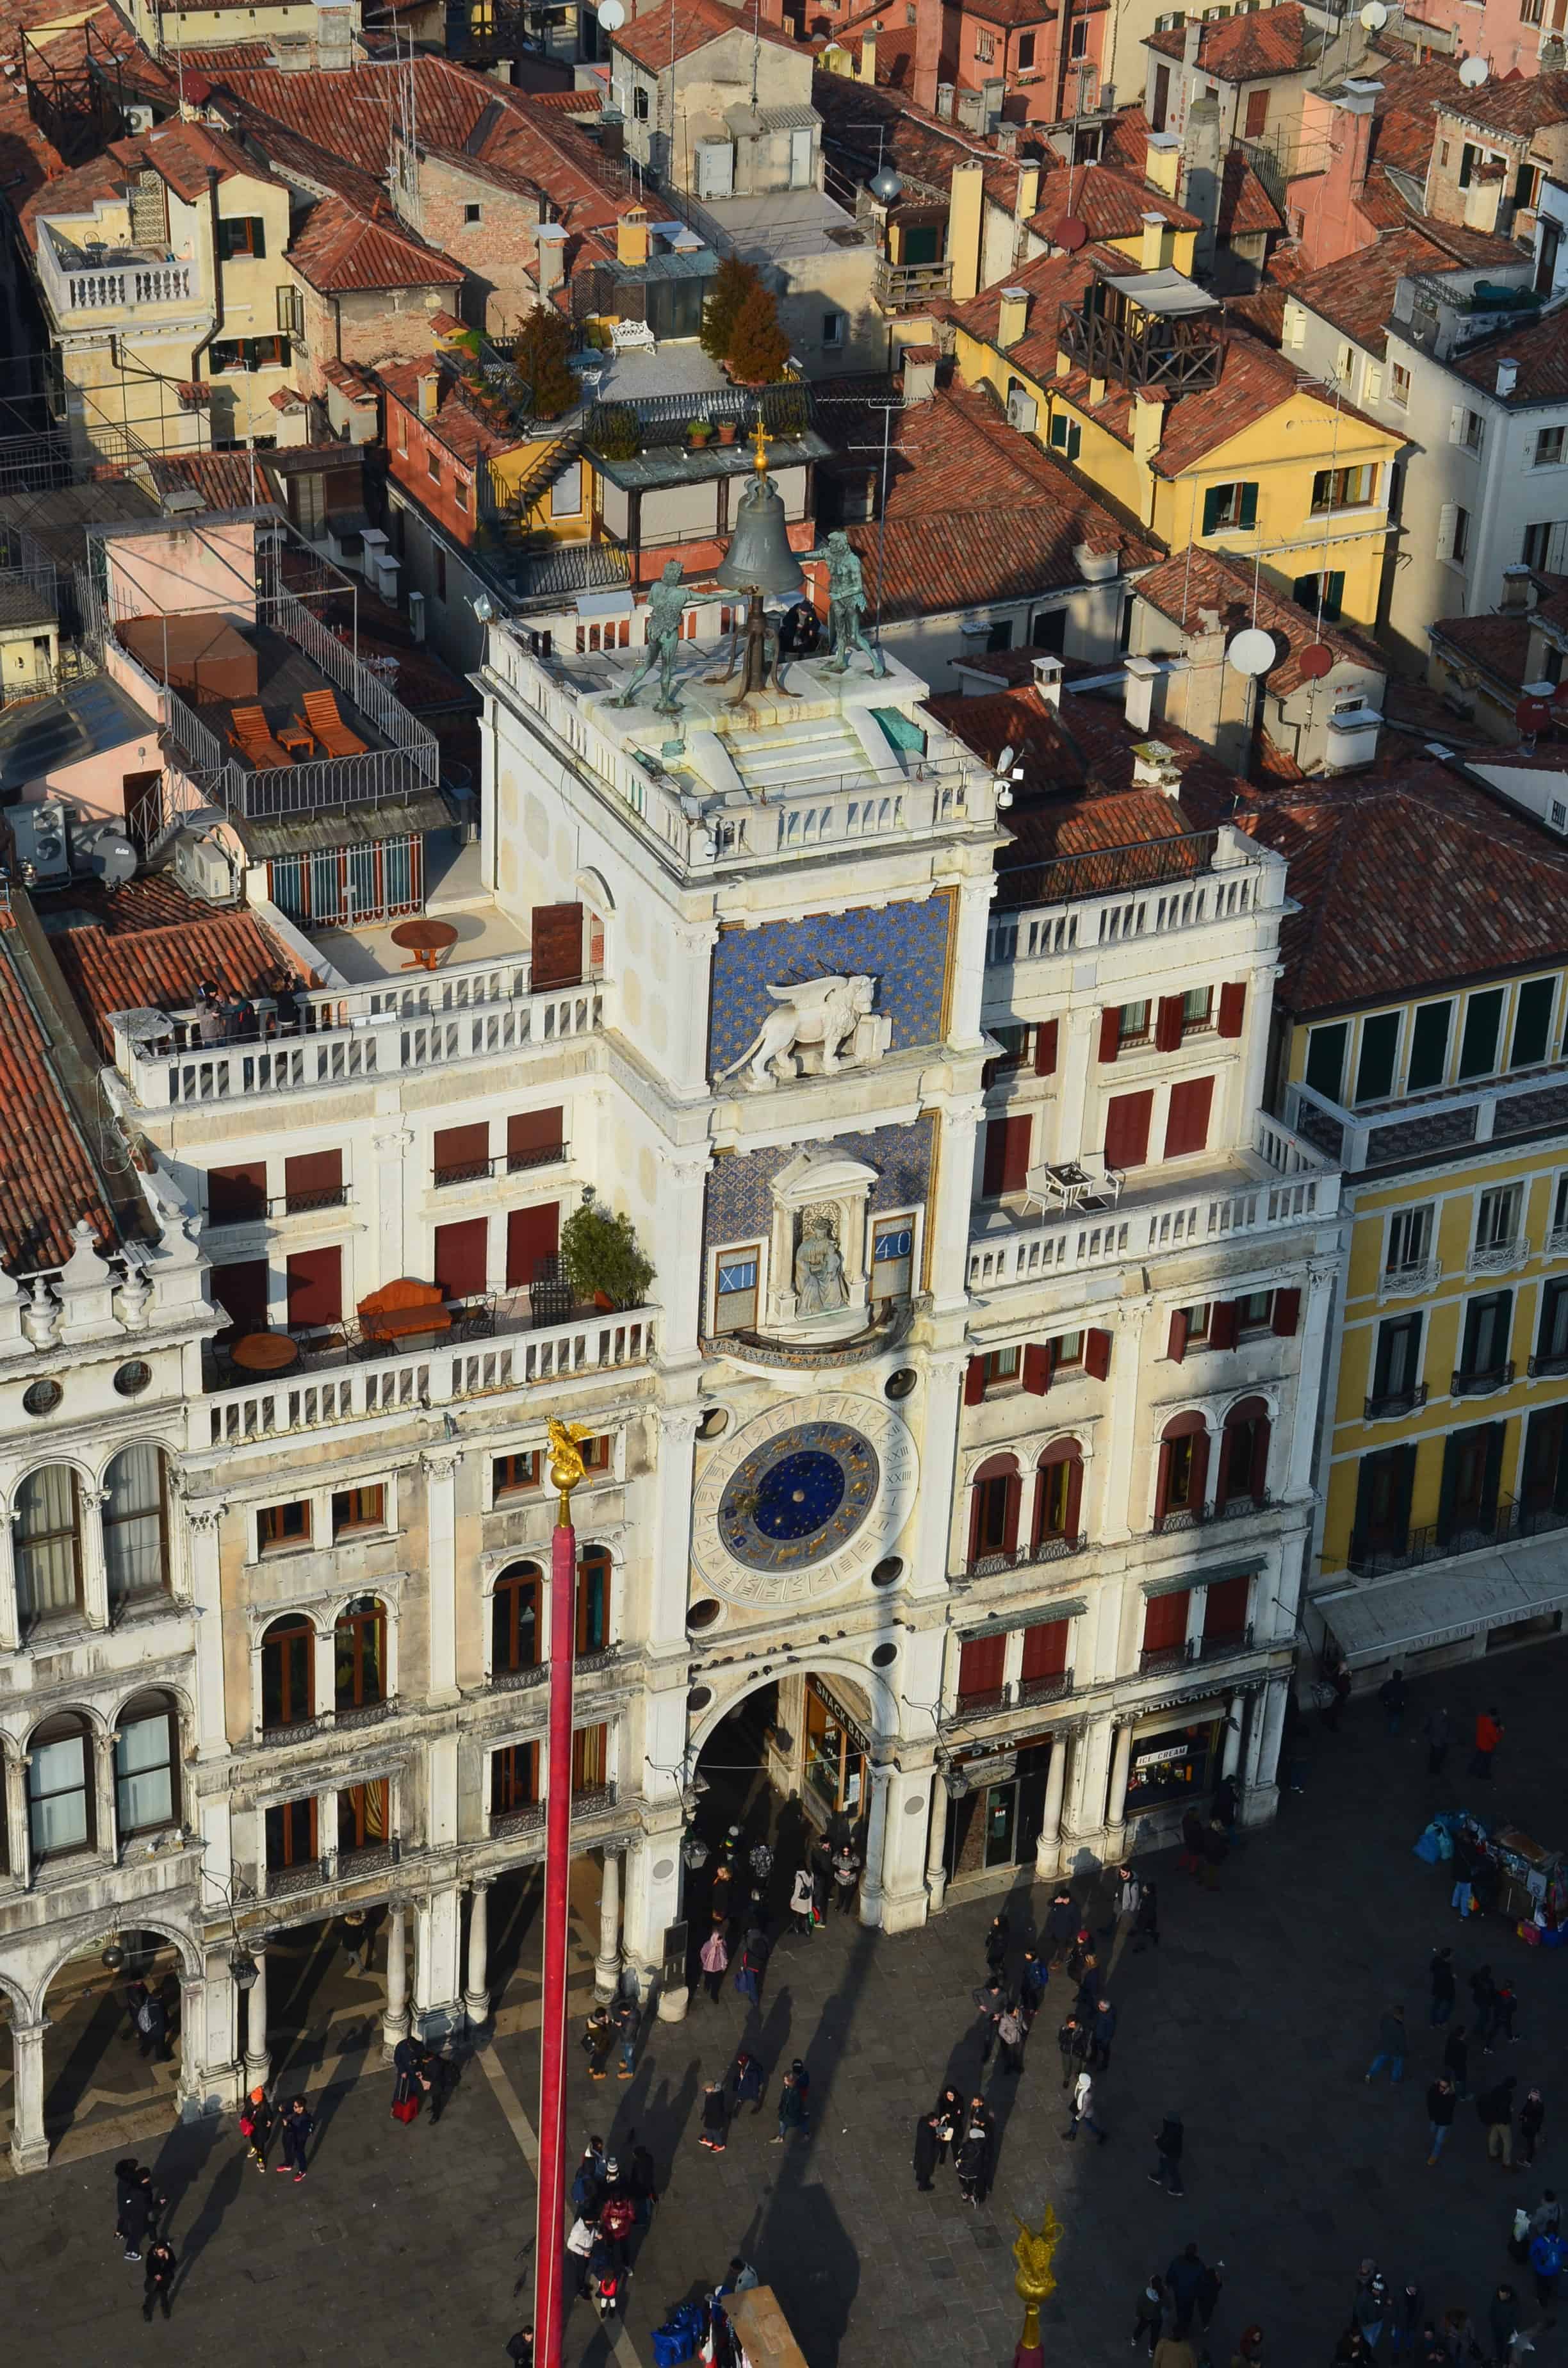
[1295,82,1378,270]
[416,366,439,421]
[996,284,1029,347]
[1497,356,1519,397]
[1182,17,1203,66]
[1132,388,1164,466]
[537,221,567,296]
[1180,91,1222,274]
[1032,652,1063,707]
[1140,209,1166,268]
[900,343,938,401]
[913,0,942,113]
[1145,130,1180,197]
[1015,160,1041,218]
[1543,31,1565,64]
[598,105,625,160]
[1501,563,1536,611]
[616,204,649,267]
[996,120,1018,156]
[935,79,955,118]
[859,31,876,78]
[948,157,986,299]
[1123,652,1159,734]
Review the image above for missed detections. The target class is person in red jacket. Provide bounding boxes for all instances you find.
[1471,1709,1505,1782]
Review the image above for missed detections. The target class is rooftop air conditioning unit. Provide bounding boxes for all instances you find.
[121,104,154,135]
[12,800,72,885]
[1006,389,1038,432]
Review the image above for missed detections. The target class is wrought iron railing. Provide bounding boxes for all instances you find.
[1529,1349,1568,1379]
[1451,1361,1515,1397]
[435,1144,566,1187]
[1347,1494,1568,1578]
[955,1668,1074,1717]
[1364,1383,1429,1422]
[964,1532,1087,1577]
[1139,1625,1252,1675]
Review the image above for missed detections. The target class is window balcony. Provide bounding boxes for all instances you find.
[1364,1383,1429,1422]
[1151,1505,1209,1535]
[1469,1237,1527,1277]
[1451,1361,1515,1397]
[1214,1488,1274,1518]
[1138,1625,1253,1675]
[1379,1258,1442,1303]
[963,1532,1087,1579]
[434,1144,567,1188]
[872,256,954,309]
[1528,1349,1568,1379]
[1348,1494,1568,1578]
[955,1670,1075,1718]
[270,1186,351,1218]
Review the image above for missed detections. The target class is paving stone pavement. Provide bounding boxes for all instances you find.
[5,1640,1568,2368]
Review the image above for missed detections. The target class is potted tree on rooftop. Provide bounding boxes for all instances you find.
[724,278,790,389]
[560,1188,655,1311]
[512,304,580,423]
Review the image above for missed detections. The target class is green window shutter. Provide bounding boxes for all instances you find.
[1437,1434,1460,1541]
[1067,422,1081,459]
[1202,484,1223,535]
[1393,1443,1417,1543]
[1238,482,1258,529]
[1050,414,1066,448]
[1481,1422,1505,1525]
[1324,571,1345,620]
[250,216,266,259]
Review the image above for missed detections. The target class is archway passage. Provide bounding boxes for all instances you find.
[38,1932,183,2153]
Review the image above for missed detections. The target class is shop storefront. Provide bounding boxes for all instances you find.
[944,1738,1054,1879]
[1125,1710,1227,1811]
[804,1677,870,1823]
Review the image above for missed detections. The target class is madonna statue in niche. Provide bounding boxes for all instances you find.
[794,1219,848,1315]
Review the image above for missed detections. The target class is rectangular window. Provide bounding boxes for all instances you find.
[1238,1290,1273,1329]
[1292,568,1346,619]
[1372,1312,1423,1404]
[1475,1182,1522,1252]
[549,461,584,519]
[208,1161,267,1224]
[1304,1020,1348,1103]
[1201,481,1258,534]
[332,1484,385,1538]
[1521,521,1560,570]
[1311,463,1377,511]
[434,1121,490,1186]
[491,1741,539,1815]
[1181,986,1213,1033]
[283,1149,343,1214]
[1354,1011,1400,1104]
[464,201,482,224]
[115,1708,175,1834]
[1104,1089,1154,1169]
[434,1215,487,1299]
[1511,976,1556,1067]
[871,1216,914,1304]
[571,1722,610,1791]
[1049,414,1082,460]
[976,28,995,58]
[506,1202,559,1292]
[1386,1203,1433,1276]
[1119,999,1151,1045]
[981,1112,1032,1197]
[1453,506,1471,564]
[1407,1000,1452,1090]
[493,1449,540,1498]
[1538,425,1566,467]
[257,1500,311,1554]
[986,1023,1033,1080]
[277,283,304,338]
[29,1731,89,1855]
[633,85,649,119]
[1017,29,1035,63]
[958,1631,1007,1707]
[427,449,442,483]
[216,215,266,259]
[1460,1290,1513,1378]
[1439,1420,1504,1542]
[1245,85,1268,137]
[507,1107,565,1171]
[982,1346,1022,1390]
[1353,1443,1416,1563]
[1180,1303,1212,1345]
[1068,13,1086,52]
[1163,1075,1214,1159]
[1458,987,1504,1078]
[822,311,846,349]
[1390,363,1411,407]
[1538,1276,1568,1365]
[714,1249,760,1333]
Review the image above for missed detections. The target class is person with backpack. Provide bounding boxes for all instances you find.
[699,1926,729,2005]
[734,1930,769,2008]
[996,2000,1027,2076]
[600,2185,637,2267]
[136,1987,170,2063]
[1530,2226,1565,2308]
[240,2084,275,2171]
[1019,1950,1049,2028]
[773,2064,808,2147]
[788,1865,815,1939]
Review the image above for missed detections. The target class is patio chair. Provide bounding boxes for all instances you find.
[300,688,368,758]
[228,703,295,768]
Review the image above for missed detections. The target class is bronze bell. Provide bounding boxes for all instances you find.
[716,469,805,598]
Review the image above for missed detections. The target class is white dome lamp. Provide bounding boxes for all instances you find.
[869,159,903,204]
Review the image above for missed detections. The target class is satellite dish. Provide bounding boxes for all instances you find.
[1517,694,1553,734]
[869,164,903,204]
[1299,641,1335,680]
[1058,216,1088,252]
[1458,51,1489,84]
[997,743,1018,776]
[1227,626,1277,678]
[1360,2,1388,26]
[597,0,625,27]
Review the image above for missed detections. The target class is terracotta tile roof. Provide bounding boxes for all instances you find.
[964,0,1052,25]
[240,118,390,213]
[1447,300,1568,404]
[1132,545,1385,696]
[1099,106,1153,173]
[1029,161,1198,244]
[612,0,797,70]
[1438,66,1568,140]
[1144,1,1321,79]
[0,937,116,1274]
[1289,224,1464,360]
[1241,762,1568,1013]
[145,450,271,509]
[35,875,202,935]
[289,198,464,294]
[1218,147,1284,236]
[51,909,304,1055]
[1427,610,1533,696]
[813,70,1034,206]
[377,359,515,467]
[111,117,270,204]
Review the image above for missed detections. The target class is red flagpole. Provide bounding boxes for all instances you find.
[535,1459,578,2368]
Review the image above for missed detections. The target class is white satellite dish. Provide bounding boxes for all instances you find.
[1360,2,1388,28]
[1227,626,1277,678]
[996,743,1017,775]
[1458,51,1489,84]
[598,0,626,28]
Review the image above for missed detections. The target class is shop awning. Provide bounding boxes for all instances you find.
[1314,1549,1568,1666]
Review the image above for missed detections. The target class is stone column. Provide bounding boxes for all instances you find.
[176,1973,206,2115]
[243,1948,270,2089]
[1063,1711,1113,1872]
[857,1759,895,1928]
[92,1729,118,1865]
[421,1450,462,1711]
[622,1824,683,2005]
[184,1504,230,1760]
[372,1122,414,1287]
[413,1887,464,2041]
[1222,1691,1246,1781]
[925,1769,951,1914]
[594,1848,623,1999]
[1054,1003,1100,1173]
[0,1506,20,1654]
[1287,1259,1341,1502]
[9,2017,49,2175]
[382,1898,410,2053]
[1102,1722,1134,1861]
[464,1879,493,2028]
[1101,1295,1152,1542]
[874,1763,936,1934]
[649,1408,701,1654]
[81,1486,111,1629]
[1034,1730,1070,1880]
[4,1748,31,1887]
[1241,1675,1289,1827]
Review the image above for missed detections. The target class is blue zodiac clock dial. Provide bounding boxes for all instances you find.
[692,1392,919,1607]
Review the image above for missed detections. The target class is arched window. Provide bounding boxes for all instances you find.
[576,1543,612,1657]
[26,1710,93,1858]
[967,1454,1022,1570]
[1154,1411,1210,1531]
[261,1614,315,1731]
[1033,1437,1084,1552]
[103,1446,169,1611]
[115,1688,179,1837]
[334,1597,387,1710]
[492,1561,541,1676]
[1218,1397,1271,1509]
[15,1467,82,1631]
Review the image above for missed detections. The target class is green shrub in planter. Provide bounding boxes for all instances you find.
[561,1196,655,1309]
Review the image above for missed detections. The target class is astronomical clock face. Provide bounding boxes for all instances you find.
[692,1393,919,1607]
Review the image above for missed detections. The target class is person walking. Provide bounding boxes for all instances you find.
[1392,2287,1426,2358]
[773,2065,808,2148]
[997,2000,1027,2076]
[584,2003,616,2079]
[1132,2275,1168,2356]
[505,2327,535,2365]
[955,2115,989,2207]
[116,2162,163,2263]
[1427,2077,1457,2163]
[1425,1707,1453,1777]
[1445,2024,1471,2101]
[1530,2224,1565,2312]
[984,1914,1012,1977]
[733,1932,767,2009]
[1489,2285,1521,2368]
[698,2080,729,2155]
[422,2044,455,2126]
[1150,2113,1186,2197]
[1213,1775,1240,1844]
[612,1993,639,2080]
[1058,2015,1088,2091]
[1521,2093,1547,2167]
[1091,1997,1119,2071]
[699,1927,729,2005]
[1019,1950,1049,2028]
[277,2095,314,2183]
[1104,1863,1141,1945]
[135,1987,171,2064]
[914,2110,942,2192]
[1045,1889,1078,1967]
[1472,1968,1500,2052]
[1200,1822,1228,1892]
[1063,2066,1109,2144]
[1134,1882,1162,1953]
[141,2237,177,2323]
[1355,2275,1391,2351]
[1471,1709,1505,1782]
[1496,1982,1519,2047]
[241,2084,275,2171]
[1366,2006,1409,2084]
[1481,2076,1521,2169]
[1379,1668,1408,1738]
[831,1843,862,1914]
[1075,1952,1104,2016]
[1232,2324,1265,2368]
[1165,2246,1207,2337]
[338,1909,370,1975]
[1179,1807,1205,1875]
[732,2050,765,2115]
[788,1865,815,1939]
[974,1974,1007,2064]
[1196,2260,1225,2334]
[1430,1948,1457,2027]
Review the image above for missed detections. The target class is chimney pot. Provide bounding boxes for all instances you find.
[1032,652,1063,707]
[616,205,648,268]
[1139,208,1166,268]
[935,79,955,118]
[1123,654,1159,734]
[1497,356,1519,397]
[996,284,1029,347]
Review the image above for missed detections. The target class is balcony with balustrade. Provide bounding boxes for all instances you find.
[35,222,206,328]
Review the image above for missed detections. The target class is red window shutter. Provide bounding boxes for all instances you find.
[1218,981,1246,1039]
[1210,1299,1239,1351]
[983,1113,1031,1196]
[1189,1429,1211,1511]
[285,1245,341,1328]
[1098,1007,1121,1064]
[1164,1074,1214,1159]
[210,1256,268,1335]
[530,903,584,990]
[981,1117,1006,1197]
[1020,1616,1068,1679]
[1104,1089,1153,1169]
[506,1201,560,1289]
[1250,1415,1272,1499]
[1034,1018,1059,1076]
[1166,1308,1189,1363]
[1063,1454,1084,1538]
[1204,1572,1251,1639]
[1154,1438,1173,1520]
[283,1149,341,1204]
[1084,1327,1112,1381]
[1022,1342,1051,1395]
[507,1106,565,1165]
[209,1162,267,1223]
[963,1354,986,1404]
[1155,995,1184,1053]
[1141,1589,1189,1652]
[1272,1287,1302,1337]
[958,1632,1007,1700]
[434,1216,488,1298]
[434,1122,489,1180]
[1004,1472,1022,1551]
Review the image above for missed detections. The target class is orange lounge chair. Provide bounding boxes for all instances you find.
[228,703,295,768]
[301,688,368,758]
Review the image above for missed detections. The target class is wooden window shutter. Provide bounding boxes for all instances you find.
[1155,995,1184,1052]
[209,1162,267,1223]
[1084,1326,1111,1380]
[1271,1287,1302,1336]
[434,1217,488,1298]
[285,1244,341,1328]
[1218,980,1246,1039]
[210,1256,268,1334]
[981,1117,1008,1197]
[958,1632,1007,1699]
[1154,1438,1173,1521]
[1164,1075,1214,1158]
[1188,1429,1211,1511]
[1204,1572,1250,1638]
[530,903,584,990]
[1004,1471,1022,1551]
[1239,482,1258,530]
[1034,1017,1059,1076]
[1062,1456,1084,1540]
[506,1201,560,1289]
[1104,1089,1153,1169]
[1021,1616,1068,1679]
[1210,1299,1239,1351]
[434,1122,489,1179]
[963,1353,986,1404]
[507,1107,564,1164]
[1141,1588,1188,1652]
[1022,1342,1052,1394]
[1249,1414,1272,1499]
[1202,484,1223,535]
[284,1149,341,1203]
[1166,1308,1189,1363]
[988,1114,1032,1194]
[1098,1007,1122,1064]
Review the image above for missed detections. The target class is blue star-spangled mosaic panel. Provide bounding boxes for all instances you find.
[717,1420,881,1572]
[703,1112,937,1256]
[706,896,952,1080]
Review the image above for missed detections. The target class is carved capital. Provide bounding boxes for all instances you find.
[419,1449,464,1482]
[373,1126,414,1157]
[658,1407,703,1446]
